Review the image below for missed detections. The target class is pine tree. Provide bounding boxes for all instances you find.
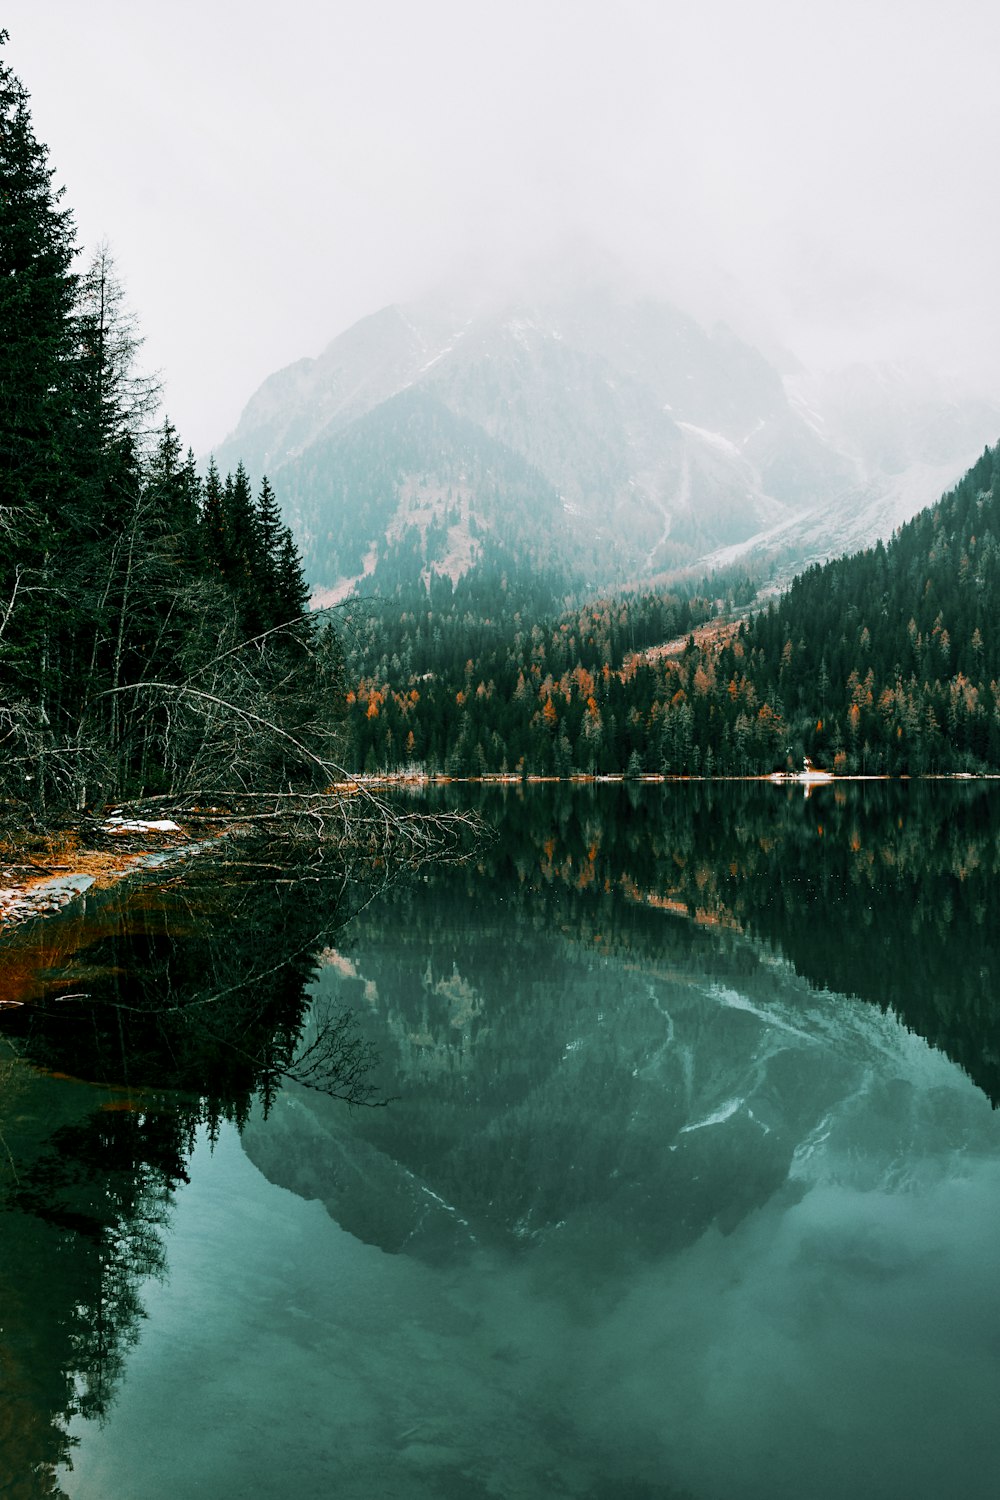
[275,526,311,622]
[254,475,285,628]
[145,422,203,565]
[222,462,256,582]
[200,458,227,573]
[0,32,77,517]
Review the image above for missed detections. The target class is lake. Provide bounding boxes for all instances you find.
[2,781,999,1499]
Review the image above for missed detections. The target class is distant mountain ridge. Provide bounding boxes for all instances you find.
[211,286,1000,594]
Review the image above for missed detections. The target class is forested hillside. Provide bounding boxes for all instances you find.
[289,386,578,586]
[738,443,1000,772]
[0,38,337,819]
[341,563,717,774]
[340,445,1000,776]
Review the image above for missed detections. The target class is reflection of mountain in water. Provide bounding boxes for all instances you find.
[464,778,1000,1102]
[3,785,999,1495]
[243,782,1000,1271]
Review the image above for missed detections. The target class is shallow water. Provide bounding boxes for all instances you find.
[3,782,999,1499]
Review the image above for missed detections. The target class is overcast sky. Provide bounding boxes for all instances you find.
[6,0,1000,453]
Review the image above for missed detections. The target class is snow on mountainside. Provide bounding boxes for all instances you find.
[701,365,1000,581]
[700,456,995,580]
[211,287,1000,594]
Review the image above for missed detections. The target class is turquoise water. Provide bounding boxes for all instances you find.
[2,783,999,1498]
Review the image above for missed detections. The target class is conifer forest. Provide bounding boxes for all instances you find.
[0,36,338,822]
[341,445,1000,778]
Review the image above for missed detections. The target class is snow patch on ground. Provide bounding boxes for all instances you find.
[422,524,482,589]
[505,317,537,349]
[416,324,469,376]
[104,815,181,833]
[699,451,988,580]
[677,422,742,458]
[311,544,379,609]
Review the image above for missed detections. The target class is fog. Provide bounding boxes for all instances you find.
[7,0,1000,452]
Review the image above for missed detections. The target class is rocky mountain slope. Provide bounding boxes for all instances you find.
[212,287,1000,595]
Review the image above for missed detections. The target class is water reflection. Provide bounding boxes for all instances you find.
[1,785,999,1498]
[253,781,1000,1271]
[453,778,1000,1102]
[0,847,386,1498]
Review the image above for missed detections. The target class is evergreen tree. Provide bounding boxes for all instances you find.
[254,475,285,627]
[200,458,227,573]
[222,462,256,580]
[275,525,311,621]
[0,32,77,517]
[0,35,344,812]
[145,423,203,566]
[0,34,81,803]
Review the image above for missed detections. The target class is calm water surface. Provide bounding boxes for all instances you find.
[2,783,999,1499]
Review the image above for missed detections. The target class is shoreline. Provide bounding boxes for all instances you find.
[2,768,996,935]
[0,826,211,935]
[336,770,1000,789]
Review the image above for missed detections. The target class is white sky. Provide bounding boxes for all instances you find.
[6,0,1000,453]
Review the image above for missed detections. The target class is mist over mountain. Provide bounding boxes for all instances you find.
[212,281,1000,597]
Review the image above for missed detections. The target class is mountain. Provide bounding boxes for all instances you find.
[212,285,1000,596]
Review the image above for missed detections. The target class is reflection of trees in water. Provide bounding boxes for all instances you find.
[2,786,997,1491]
[431,780,1000,1104]
[0,847,390,1498]
[266,780,999,1272]
[1,846,392,1108]
[1,1085,178,1494]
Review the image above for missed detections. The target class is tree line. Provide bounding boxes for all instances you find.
[0,35,340,821]
[340,552,714,773]
[339,444,1000,777]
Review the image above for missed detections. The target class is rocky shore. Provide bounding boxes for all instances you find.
[0,819,193,932]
